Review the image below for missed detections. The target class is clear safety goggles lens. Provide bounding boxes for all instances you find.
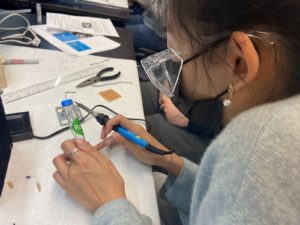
[141,30,277,97]
[141,49,183,97]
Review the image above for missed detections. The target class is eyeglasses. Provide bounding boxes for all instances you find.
[141,30,278,97]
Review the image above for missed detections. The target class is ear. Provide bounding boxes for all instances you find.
[227,31,260,91]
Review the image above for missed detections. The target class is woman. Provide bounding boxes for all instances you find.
[53,0,300,224]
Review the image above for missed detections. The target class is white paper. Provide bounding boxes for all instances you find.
[82,0,128,9]
[31,25,120,57]
[47,13,119,37]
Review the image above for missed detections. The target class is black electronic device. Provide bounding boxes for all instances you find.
[6,111,34,142]
[0,93,13,196]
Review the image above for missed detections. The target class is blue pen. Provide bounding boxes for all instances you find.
[75,102,175,155]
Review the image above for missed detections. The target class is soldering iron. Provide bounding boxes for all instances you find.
[75,102,175,156]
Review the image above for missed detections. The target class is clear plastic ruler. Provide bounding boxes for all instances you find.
[2,65,104,103]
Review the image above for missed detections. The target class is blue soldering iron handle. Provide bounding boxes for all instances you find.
[99,115,170,155]
[113,125,149,149]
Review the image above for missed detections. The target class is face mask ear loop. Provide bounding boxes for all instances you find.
[216,88,229,99]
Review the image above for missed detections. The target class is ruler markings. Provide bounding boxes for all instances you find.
[2,65,104,103]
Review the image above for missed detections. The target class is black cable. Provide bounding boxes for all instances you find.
[146,145,175,155]
[94,104,150,129]
[33,104,150,140]
[33,104,174,156]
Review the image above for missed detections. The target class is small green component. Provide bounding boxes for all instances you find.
[72,118,84,136]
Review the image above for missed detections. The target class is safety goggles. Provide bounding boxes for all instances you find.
[141,30,277,97]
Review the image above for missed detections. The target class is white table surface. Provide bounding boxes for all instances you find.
[0,44,160,225]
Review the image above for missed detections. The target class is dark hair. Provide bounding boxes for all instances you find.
[170,0,300,101]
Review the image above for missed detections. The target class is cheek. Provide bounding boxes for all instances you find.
[180,63,210,99]
[167,32,177,50]
[167,37,172,49]
[180,62,227,100]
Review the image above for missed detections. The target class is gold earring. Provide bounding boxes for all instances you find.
[223,84,234,107]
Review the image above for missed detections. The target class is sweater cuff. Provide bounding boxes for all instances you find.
[92,198,151,225]
[160,158,198,214]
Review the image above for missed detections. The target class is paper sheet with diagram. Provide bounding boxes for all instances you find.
[82,0,129,9]
[46,13,119,37]
[31,25,120,57]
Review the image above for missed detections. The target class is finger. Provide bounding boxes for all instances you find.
[104,114,144,137]
[101,126,106,139]
[53,154,69,179]
[76,138,108,164]
[159,90,169,99]
[53,171,66,189]
[163,96,171,104]
[94,141,107,151]
[162,80,170,89]
[76,138,97,153]
[94,136,116,151]
[159,98,165,105]
[61,140,84,160]
[109,132,167,166]
[160,103,166,111]
[159,93,164,102]
[110,132,155,157]
[159,92,164,102]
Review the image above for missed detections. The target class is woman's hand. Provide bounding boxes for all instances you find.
[53,139,126,213]
[99,115,184,177]
[159,92,189,128]
[99,114,169,166]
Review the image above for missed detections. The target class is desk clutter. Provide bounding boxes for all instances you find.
[99,88,122,102]
[0,91,12,197]
[1,64,106,103]
[0,44,160,225]
[31,13,121,56]
[0,54,7,88]
[0,12,121,56]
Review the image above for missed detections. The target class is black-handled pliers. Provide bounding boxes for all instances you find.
[76,67,121,88]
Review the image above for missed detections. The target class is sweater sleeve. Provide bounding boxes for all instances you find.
[160,158,199,225]
[91,199,152,225]
[188,97,300,225]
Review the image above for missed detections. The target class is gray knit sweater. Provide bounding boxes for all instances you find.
[92,94,300,225]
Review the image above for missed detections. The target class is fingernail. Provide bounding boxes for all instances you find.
[75,138,85,146]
